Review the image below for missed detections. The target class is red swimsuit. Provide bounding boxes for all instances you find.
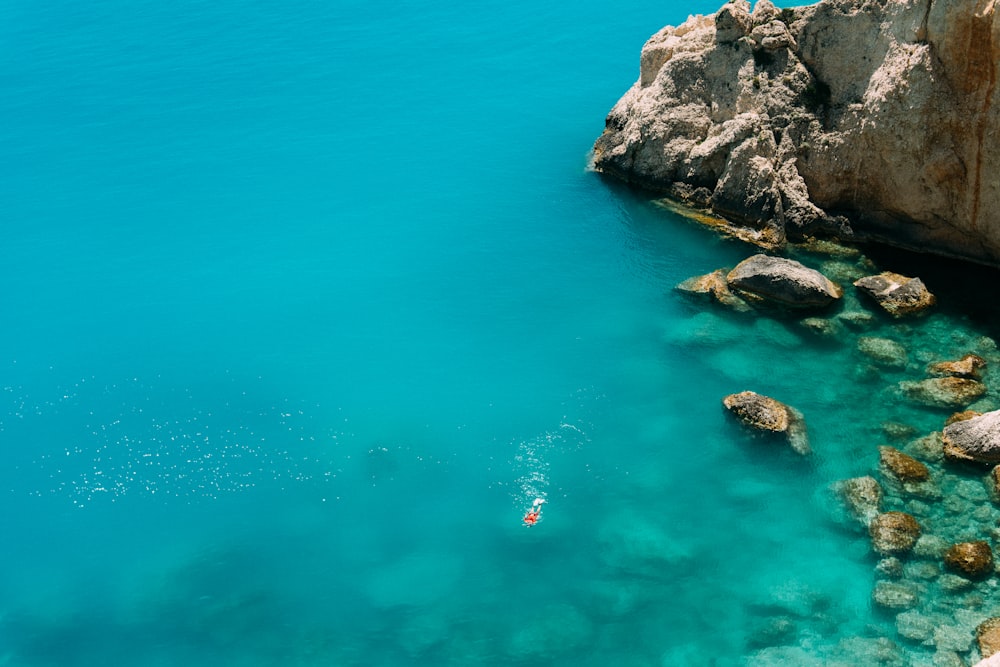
[523,511,539,526]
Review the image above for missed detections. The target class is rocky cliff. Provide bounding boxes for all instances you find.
[593,0,1000,265]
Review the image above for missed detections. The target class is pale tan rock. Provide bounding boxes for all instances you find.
[593,0,1000,267]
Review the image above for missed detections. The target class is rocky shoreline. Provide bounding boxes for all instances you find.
[592,0,1000,267]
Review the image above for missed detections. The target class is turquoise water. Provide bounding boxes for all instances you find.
[3,1,1000,665]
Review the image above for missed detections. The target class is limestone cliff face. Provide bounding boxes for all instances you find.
[593,0,1000,265]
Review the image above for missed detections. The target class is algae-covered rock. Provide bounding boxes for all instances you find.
[879,446,930,483]
[869,511,921,555]
[854,272,936,317]
[929,354,987,380]
[944,541,995,580]
[900,377,987,409]
[726,254,842,309]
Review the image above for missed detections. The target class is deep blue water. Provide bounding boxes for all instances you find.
[3,1,1000,665]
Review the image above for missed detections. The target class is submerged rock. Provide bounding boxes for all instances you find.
[929,354,987,380]
[943,410,1000,465]
[944,541,995,580]
[725,254,842,308]
[676,269,751,312]
[872,580,918,610]
[869,511,921,555]
[722,390,810,454]
[899,377,987,409]
[836,475,883,526]
[854,273,936,317]
[858,336,908,370]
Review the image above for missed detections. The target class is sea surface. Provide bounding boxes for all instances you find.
[3,1,1000,665]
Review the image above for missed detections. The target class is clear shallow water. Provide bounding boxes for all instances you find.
[3,1,1000,665]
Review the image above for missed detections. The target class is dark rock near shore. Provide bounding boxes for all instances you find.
[854,272,936,318]
[943,541,995,580]
[943,410,1000,465]
[726,254,842,308]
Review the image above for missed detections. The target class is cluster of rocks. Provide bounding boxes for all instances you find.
[675,239,1000,662]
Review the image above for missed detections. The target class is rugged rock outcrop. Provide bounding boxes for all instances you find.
[978,618,1000,660]
[929,354,987,380]
[836,475,883,525]
[943,409,1000,464]
[592,0,1000,266]
[900,376,988,409]
[879,445,930,483]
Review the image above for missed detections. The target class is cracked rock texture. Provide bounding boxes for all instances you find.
[593,0,1000,266]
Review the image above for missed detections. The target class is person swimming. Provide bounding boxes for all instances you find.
[523,498,545,526]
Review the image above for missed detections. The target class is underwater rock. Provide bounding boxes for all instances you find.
[913,534,949,559]
[978,618,1000,660]
[726,254,842,309]
[873,580,918,609]
[939,573,975,593]
[896,610,936,642]
[836,475,882,526]
[799,316,844,338]
[722,390,810,454]
[876,556,904,578]
[900,377,987,409]
[929,354,987,380]
[943,541,995,580]
[858,337,908,370]
[869,511,921,555]
[837,310,877,331]
[854,273,936,318]
[908,431,946,463]
[943,410,1000,465]
[991,466,1000,500]
[882,421,918,442]
[675,269,751,312]
[879,446,930,482]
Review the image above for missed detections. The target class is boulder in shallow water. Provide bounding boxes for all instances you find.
[726,254,842,309]
[869,511,921,555]
[943,410,1000,465]
[854,272,935,317]
[722,390,810,454]
[899,377,987,409]
[944,541,995,580]
[929,354,987,380]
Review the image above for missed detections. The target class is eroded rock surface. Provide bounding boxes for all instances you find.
[943,410,1000,464]
[869,511,921,555]
[592,0,1000,267]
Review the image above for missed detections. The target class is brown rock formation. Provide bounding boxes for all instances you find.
[944,541,995,579]
[869,511,921,555]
